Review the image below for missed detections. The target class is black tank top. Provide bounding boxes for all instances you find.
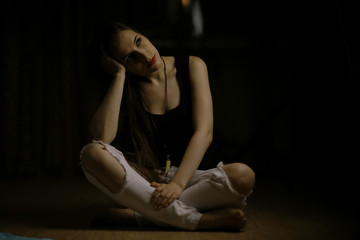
[151,55,193,167]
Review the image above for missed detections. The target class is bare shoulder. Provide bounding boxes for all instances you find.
[189,56,207,70]
[189,56,209,80]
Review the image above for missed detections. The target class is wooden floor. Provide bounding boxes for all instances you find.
[1,176,359,240]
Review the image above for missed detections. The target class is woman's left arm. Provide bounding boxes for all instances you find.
[151,56,213,209]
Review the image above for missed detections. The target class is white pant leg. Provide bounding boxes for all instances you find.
[177,162,250,211]
[80,141,202,230]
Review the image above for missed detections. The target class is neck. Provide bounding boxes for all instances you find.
[143,56,167,85]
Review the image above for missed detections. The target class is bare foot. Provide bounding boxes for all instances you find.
[196,208,247,231]
[91,208,137,227]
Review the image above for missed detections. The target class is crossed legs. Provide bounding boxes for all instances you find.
[80,141,255,231]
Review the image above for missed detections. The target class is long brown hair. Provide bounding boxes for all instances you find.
[87,21,162,182]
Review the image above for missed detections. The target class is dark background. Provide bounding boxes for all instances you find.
[1,0,359,207]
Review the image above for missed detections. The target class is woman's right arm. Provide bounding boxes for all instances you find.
[90,52,126,143]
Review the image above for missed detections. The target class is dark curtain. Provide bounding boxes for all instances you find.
[1,0,102,177]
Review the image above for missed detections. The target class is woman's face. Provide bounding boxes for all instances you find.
[110,29,161,76]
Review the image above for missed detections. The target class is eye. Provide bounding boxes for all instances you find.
[125,37,142,64]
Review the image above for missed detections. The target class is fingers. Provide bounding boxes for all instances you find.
[99,47,118,64]
[150,183,177,210]
[150,183,161,206]
[157,190,175,209]
[150,182,161,188]
[153,192,175,209]
[98,47,125,75]
[160,194,176,208]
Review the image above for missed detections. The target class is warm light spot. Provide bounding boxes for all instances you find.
[181,0,190,7]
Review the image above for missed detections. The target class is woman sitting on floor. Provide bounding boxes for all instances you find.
[80,21,255,231]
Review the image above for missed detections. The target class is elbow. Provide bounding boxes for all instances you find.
[196,127,213,147]
[193,128,213,148]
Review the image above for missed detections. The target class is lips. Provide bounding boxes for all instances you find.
[149,55,156,66]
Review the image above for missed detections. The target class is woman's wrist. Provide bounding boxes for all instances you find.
[171,177,186,191]
[113,70,126,82]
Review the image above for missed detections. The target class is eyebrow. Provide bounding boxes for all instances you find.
[133,35,138,44]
